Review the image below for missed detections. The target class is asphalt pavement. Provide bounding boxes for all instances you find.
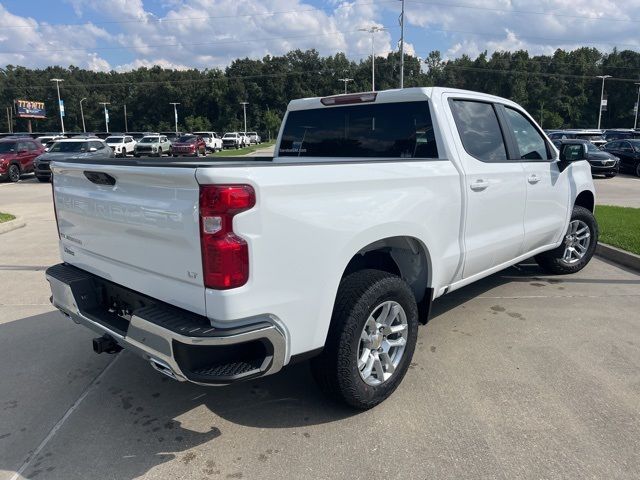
[0,176,639,480]
[593,173,640,208]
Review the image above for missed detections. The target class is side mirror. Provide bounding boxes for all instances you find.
[89,147,97,152]
[557,143,586,172]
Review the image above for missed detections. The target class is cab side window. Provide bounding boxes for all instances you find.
[450,100,508,162]
[504,107,551,160]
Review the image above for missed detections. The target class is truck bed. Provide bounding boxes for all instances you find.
[52,156,274,168]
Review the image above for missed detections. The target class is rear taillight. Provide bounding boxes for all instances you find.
[199,184,255,289]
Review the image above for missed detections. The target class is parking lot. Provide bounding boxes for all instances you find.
[0,176,639,480]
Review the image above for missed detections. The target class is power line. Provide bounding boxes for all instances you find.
[410,0,640,24]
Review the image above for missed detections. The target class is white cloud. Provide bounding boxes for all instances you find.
[405,0,640,59]
[0,4,112,70]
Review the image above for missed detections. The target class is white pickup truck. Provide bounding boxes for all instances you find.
[46,88,597,409]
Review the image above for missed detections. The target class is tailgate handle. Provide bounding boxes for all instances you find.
[84,171,116,186]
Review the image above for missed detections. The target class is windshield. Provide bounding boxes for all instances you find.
[0,142,17,153]
[49,142,87,153]
[177,135,196,143]
[106,137,124,143]
[586,142,601,152]
[223,133,236,138]
[139,137,159,143]
[575,134,605,142]
[194,133,212,138]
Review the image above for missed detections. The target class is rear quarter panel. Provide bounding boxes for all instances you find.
[196,160,462,358]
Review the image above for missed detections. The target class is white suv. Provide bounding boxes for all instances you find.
[105,135,136,157]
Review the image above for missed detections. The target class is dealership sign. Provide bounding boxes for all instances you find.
[15,99,46,119]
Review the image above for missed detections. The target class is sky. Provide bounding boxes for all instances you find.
[0,0,638,72]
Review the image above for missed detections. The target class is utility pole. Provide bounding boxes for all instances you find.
[596,75,611,129]
[240,102,249,133]
[124,104,128,132]
[399,0,405,89]
[99,102,110,133]
[50,78,65,134]
[338,78,353,94]
[540,101,544,128]
[359,26,385,91]
[169,102,180,133]
[6,107,11,133]
[634,82,640,129]
[80,98,87,133]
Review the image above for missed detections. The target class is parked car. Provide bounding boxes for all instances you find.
[602,139,640,176]
[45,87,599,409]
[222,132,246,149]
[246,132,261,144]
[553,139,618,177]
[105,135,136,157]
[134,135,171,157]
[603,129,640,142]
[171,134,207,157]
[193,132,223,152]
[34,137,113,182]
[0,137,44,182]
[556,129,607,147]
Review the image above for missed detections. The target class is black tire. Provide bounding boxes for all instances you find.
[535,205,598,275]
[604,173,616,178]
[36,176,50,183]
[310,269,419,410]
[636,162,640,177]
[8,164,20,183]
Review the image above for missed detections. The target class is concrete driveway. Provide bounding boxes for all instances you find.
[1,177,639,480]
[593,173,640,208]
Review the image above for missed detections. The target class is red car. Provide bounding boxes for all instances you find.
[0,137,45,182]
[171,135,207,157]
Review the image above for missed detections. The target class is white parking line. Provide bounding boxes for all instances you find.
[9,355,120,480]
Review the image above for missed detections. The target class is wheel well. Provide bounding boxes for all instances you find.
[342,236,433,324]
[574,190,594,212]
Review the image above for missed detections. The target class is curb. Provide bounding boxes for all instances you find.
[0,217,26,235]
[596,242,640,272]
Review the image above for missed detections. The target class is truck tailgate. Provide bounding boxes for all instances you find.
[51,162,206,316]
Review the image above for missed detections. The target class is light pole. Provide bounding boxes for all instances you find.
[338,78,353,94]
[596,75,611,129]
[50,78,65,134]
[359,26,385,91]
[124,104,128,132]
[169,102,180,133]
[79,98,87,133]
[99,102,110,133]
[240,102,249,133]
[399,0,405,88]
[634,82,640,130]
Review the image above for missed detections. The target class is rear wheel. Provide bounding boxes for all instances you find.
[36,176,50,183]
[535,206,598,275]
[8,164,20,182]
[310,269,418,409]
[636,162,640,177]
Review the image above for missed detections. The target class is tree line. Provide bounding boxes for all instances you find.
[2,47,640,135]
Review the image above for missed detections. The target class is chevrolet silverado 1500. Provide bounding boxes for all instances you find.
[46,88,597,409]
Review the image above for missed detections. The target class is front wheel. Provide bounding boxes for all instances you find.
[636,163,640,177]
[8,164,20,182]
[310,269,418,410]
[36,176,50,183]
[535,206,598,275]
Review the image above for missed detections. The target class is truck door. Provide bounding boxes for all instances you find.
[499,106,569,253]
[445,96,526,278]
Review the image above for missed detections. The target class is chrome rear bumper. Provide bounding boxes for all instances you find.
[46,263,286,385]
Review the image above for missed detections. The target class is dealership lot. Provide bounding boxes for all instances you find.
[0,178,639,480]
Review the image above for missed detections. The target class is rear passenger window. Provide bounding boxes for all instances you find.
[504,108,551,160]
[450,100,507,162]
[279,101,438,158]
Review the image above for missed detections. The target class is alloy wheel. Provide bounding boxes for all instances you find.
[357,301,408,386]
[562,219,591,264]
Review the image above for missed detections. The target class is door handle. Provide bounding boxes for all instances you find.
[527,174,540,184]
[470,179,490,191]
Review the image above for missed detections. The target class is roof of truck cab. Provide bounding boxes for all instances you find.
[286,87,522,111]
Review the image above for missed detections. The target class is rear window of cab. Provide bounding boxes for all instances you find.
[279,101,438,158]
